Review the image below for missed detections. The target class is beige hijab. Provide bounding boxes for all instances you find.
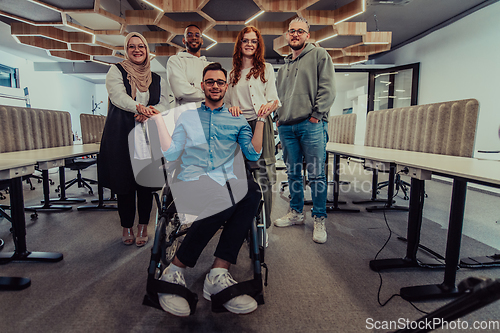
[120,32,152,100]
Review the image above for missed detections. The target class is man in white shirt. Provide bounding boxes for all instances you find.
[166,24,211,114]
[166,24,211,224]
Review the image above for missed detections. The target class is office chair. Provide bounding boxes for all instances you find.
[56,156,97,195]
[377,172,411,200]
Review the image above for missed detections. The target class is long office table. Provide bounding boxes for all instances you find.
[0,158,36,290]
[326,143,500,301]
[1,144,101,212]
[392,151,500,301]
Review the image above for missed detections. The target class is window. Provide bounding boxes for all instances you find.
[0,64,19,88]
[368,63,419,111]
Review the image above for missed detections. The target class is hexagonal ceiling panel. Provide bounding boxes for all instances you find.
[1,0,392,66]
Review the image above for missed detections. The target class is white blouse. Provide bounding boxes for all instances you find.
[105,64,169,114]
[226,62,280,121]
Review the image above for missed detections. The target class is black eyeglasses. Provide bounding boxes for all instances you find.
[241,38,258,45]
[186,32,201,38]
[204,79,227,87]
[287,28,308,36]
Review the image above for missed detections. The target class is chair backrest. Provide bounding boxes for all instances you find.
[364,99,479,158]
[0,105,72,153]
[80,114,106,144]
[328,113,357,144]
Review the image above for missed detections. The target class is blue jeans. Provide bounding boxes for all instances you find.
[278,119,328,218]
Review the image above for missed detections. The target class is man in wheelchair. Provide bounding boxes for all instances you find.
[149,63,272,316]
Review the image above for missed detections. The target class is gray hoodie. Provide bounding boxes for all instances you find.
[276,43,336,125]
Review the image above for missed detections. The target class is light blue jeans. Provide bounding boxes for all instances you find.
[278,118,328,218]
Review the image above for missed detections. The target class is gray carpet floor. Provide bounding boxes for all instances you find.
[1,160,499,333]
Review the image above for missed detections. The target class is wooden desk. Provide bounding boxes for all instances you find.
[1,144,100,212]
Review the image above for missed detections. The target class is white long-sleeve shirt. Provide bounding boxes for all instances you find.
[166,51,211,109]
[105,64,169,114]
[226,62,280,121]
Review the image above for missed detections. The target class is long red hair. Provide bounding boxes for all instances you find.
[229,26,267,87]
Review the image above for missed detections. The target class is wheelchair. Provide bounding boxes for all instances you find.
[142,158,269,315]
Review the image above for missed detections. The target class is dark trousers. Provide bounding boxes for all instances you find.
[117,185,154,228]
[175,176,261,267]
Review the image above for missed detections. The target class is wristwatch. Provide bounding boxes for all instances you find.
[257,117,266,123]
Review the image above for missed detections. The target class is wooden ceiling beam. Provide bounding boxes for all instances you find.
[326,49,345,59]
[142,31,172,44]
[333,0,366,24]
[344,44,391,56]
[160,0,207,12]
[256,0,299,12]
[49,50,90,61]
[154,45,180,56]
[71,44,114,56]
[17,36,68,50]
[311,25,337,42]
[254,21,288,35]
[363,31,392,44]
[336,22,367,36]
[125,10,158,25]
[301,10,335,26]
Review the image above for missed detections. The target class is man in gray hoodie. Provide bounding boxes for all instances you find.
[274,17,336,244]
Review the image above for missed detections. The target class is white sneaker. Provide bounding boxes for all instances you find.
[158,268,191,317]
[274,210,304,227]
[203,269,258,314]
[313,216,327,244]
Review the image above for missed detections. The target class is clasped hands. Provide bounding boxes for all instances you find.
[134,104,160,123]
[228,100,279,120]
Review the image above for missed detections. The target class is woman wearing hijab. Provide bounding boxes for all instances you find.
[98,32,168,246]
[226,26,280,230]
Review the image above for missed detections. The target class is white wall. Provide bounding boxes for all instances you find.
[94,83,108,116]
[375,2,500,156]
[331,72,369,144]
[0,49,96,139]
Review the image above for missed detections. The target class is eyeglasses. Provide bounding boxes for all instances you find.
[204,79,227,87]
[128,44,146,50]
[241,39,258,45]
[186,32,201,38]
[287,29,308,36]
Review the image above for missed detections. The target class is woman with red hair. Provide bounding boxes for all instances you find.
[226,26,280,231]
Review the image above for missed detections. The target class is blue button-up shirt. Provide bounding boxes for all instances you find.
[163,102,261,186]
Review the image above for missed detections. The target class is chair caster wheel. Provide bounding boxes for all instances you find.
[37,179,42,183]
[31,213,38,219]
[55,188,60,193]
[89,191,93,195]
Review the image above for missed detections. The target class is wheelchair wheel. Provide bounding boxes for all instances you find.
[163,213,182,266]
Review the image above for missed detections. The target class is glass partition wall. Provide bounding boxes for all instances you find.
[332,63,419,144]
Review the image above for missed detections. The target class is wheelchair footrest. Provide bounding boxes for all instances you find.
[210,278,264,313]
[144,278,198,315]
